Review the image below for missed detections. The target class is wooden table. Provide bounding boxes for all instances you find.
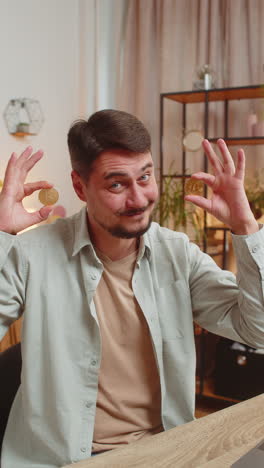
[63,394,264,467]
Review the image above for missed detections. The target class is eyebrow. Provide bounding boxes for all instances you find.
[104,162,153,180]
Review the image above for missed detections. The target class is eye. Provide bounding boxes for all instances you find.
[139,173,151,182]
[109,182,123,192]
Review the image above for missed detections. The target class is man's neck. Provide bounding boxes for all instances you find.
[93,236,139,261]
[86,216,139,261]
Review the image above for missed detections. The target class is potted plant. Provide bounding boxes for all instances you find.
[16,122,30,134]
[193,64,216,90]
[153,167,204,243]
[245,169,264,220]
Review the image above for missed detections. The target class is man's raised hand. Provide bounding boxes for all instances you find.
[185,139,259,235]
[0,147,53,234]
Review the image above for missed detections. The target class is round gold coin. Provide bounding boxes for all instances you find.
[38,188,59,206]
[185,178,204,196]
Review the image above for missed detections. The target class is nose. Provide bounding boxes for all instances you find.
[126,184,147,209]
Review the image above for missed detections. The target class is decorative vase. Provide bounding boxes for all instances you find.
[252,121,264,137]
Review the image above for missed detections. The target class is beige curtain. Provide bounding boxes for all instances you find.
[117,0,264,174]
[78,0,128,117]
[117,0,162,168]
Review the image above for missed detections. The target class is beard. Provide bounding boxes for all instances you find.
[104,216,153,239]
[94,207,154,239]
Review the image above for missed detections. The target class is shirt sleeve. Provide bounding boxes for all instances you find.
[0,233,26,340]
[189,226,264,349]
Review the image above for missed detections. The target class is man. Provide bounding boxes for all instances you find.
[0,109,263,468]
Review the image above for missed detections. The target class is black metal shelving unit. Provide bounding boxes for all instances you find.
[159,84,264,405]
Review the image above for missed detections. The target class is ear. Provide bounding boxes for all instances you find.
[71,170,87,202]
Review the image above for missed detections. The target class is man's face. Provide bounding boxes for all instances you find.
[72,149,159,239]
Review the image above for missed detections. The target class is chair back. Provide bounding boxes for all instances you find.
[0,343,22,451]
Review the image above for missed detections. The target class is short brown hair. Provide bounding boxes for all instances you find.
[67,109,151,178]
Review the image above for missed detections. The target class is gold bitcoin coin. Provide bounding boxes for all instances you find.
[38,188,59,206]
[185,178,204,196]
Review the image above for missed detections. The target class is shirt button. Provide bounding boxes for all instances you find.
[81,447,87,453]
[85,401,92,408]
[91,359,97,366]
[90,274,97,280]
[252,245,259,253]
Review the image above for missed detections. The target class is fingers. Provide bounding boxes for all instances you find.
[3,152,18,184]
[3,147,44,192]
[24,181,54,197]
[202,140,223,174]
[15,146,35,168]
[184,194,212,212]
[3,147,34,183]
[23,150,44,172]
[27,206,54,227]
[38,206,54,220]
[216,139,236,174]
[189,172,215,188]
[16,147,44,175]
[6,147,44,175]
[202,139,236,175]
[235,148,245,180]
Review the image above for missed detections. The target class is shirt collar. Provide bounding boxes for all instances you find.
[138,230,151,261]
[72,206,152,260]
[72,207,92,256]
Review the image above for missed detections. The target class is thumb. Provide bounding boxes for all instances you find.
[29,206,53,225]
[39,206,54,220]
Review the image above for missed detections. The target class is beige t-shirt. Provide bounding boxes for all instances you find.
[92,246,163,453]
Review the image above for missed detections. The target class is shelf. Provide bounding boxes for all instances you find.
[161,85,263,404]
[162,174,191,178]
[162,84,264,104]
[196,377,240,404]
[11,132,36,137]
[209,137,264,145]
[206,226,229,231]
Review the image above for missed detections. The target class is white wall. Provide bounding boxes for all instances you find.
[0,0,127,217]
[0,0,83,215]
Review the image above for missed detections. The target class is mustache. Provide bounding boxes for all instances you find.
[119,203,153,216]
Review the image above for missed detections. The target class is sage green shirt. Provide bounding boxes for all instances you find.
[1,207,264,468]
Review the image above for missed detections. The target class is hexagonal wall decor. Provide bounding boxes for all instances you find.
[3,98,44,136]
